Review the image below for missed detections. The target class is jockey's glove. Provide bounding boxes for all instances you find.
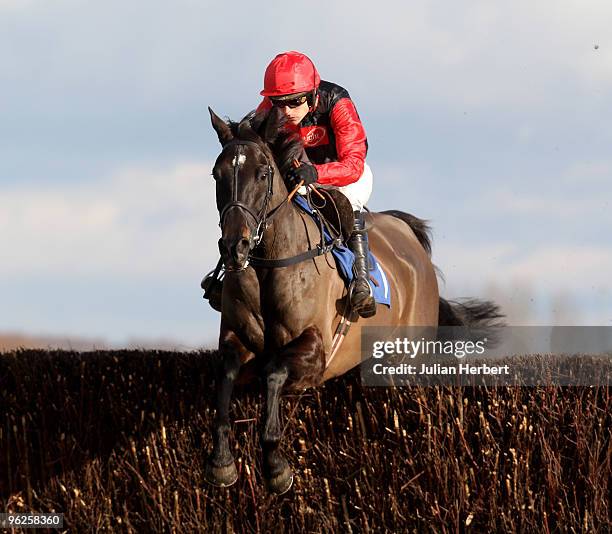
[286,162,318,190]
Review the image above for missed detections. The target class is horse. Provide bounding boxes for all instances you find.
[205,106,502,494]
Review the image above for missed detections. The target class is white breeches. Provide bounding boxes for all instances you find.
[299,162,373,212]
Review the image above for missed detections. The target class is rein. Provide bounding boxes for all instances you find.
[217,140,341,269]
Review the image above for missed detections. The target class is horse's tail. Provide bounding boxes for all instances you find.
[438,297,504,328]
[438,297,505,346]
[380,210,432,256]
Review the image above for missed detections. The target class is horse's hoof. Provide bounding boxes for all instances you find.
[204,460,238,488]
[266,467,294,495]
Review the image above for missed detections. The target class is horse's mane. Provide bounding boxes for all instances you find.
[227,113,262,144]
[227,109,304,177]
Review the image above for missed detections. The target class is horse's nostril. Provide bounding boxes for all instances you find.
[218,238,229,257]
[233,239,250,259]
[227,237,251,263]
[220,236,251,268]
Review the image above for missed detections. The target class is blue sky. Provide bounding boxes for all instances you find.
[1,0,611,347]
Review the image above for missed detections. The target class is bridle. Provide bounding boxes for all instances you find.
[218,139,275,253]
[215,138,340,273]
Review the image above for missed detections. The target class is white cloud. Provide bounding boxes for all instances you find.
[306,0,612,112]
[465,159,612,220]
[0,0,35,9]
[480,188,609,218]
[505,245,612,291]
[0,161,221,276]
[435,242,519,289]
[1,0,611,337]
[436,241,612,296]
[434,241,612,326]
[561,160,612,185]
[2,0,612,116]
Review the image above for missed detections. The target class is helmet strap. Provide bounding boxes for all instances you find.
[308,89,319,112]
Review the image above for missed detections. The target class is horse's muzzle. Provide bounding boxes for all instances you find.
[219,237,251,272]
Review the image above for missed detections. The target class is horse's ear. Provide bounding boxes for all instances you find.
[262,106,284,144]
[209,107,233,146]
[250,109,266,133]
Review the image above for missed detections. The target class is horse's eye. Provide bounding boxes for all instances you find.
[257,167,269,181]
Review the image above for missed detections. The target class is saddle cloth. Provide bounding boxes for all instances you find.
[293,195,391,308]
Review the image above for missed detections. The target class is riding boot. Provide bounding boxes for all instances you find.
[348,210,377,318]
[201,270,223,312]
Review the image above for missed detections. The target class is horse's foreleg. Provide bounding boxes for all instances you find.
[205,331,245,487]
[261,326,325,494]
[261,359,292,494]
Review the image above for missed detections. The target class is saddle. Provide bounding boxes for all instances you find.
[305,187,355,244]
[292,190,392,308]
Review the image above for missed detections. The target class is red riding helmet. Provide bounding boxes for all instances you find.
[260,51,321,97]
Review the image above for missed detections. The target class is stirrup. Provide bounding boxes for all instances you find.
[201,264,224,313]
[349,280,377,318]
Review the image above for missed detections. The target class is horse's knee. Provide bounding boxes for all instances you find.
[218,330,251,377]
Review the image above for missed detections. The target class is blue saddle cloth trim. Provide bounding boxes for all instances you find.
[293,195,391,307]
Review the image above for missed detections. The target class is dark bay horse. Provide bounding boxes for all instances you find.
[205,107,501,494]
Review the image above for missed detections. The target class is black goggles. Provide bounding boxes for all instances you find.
[269,94,308,109]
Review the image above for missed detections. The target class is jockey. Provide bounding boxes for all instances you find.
[257,51,376,318]
[203,51,376,318]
